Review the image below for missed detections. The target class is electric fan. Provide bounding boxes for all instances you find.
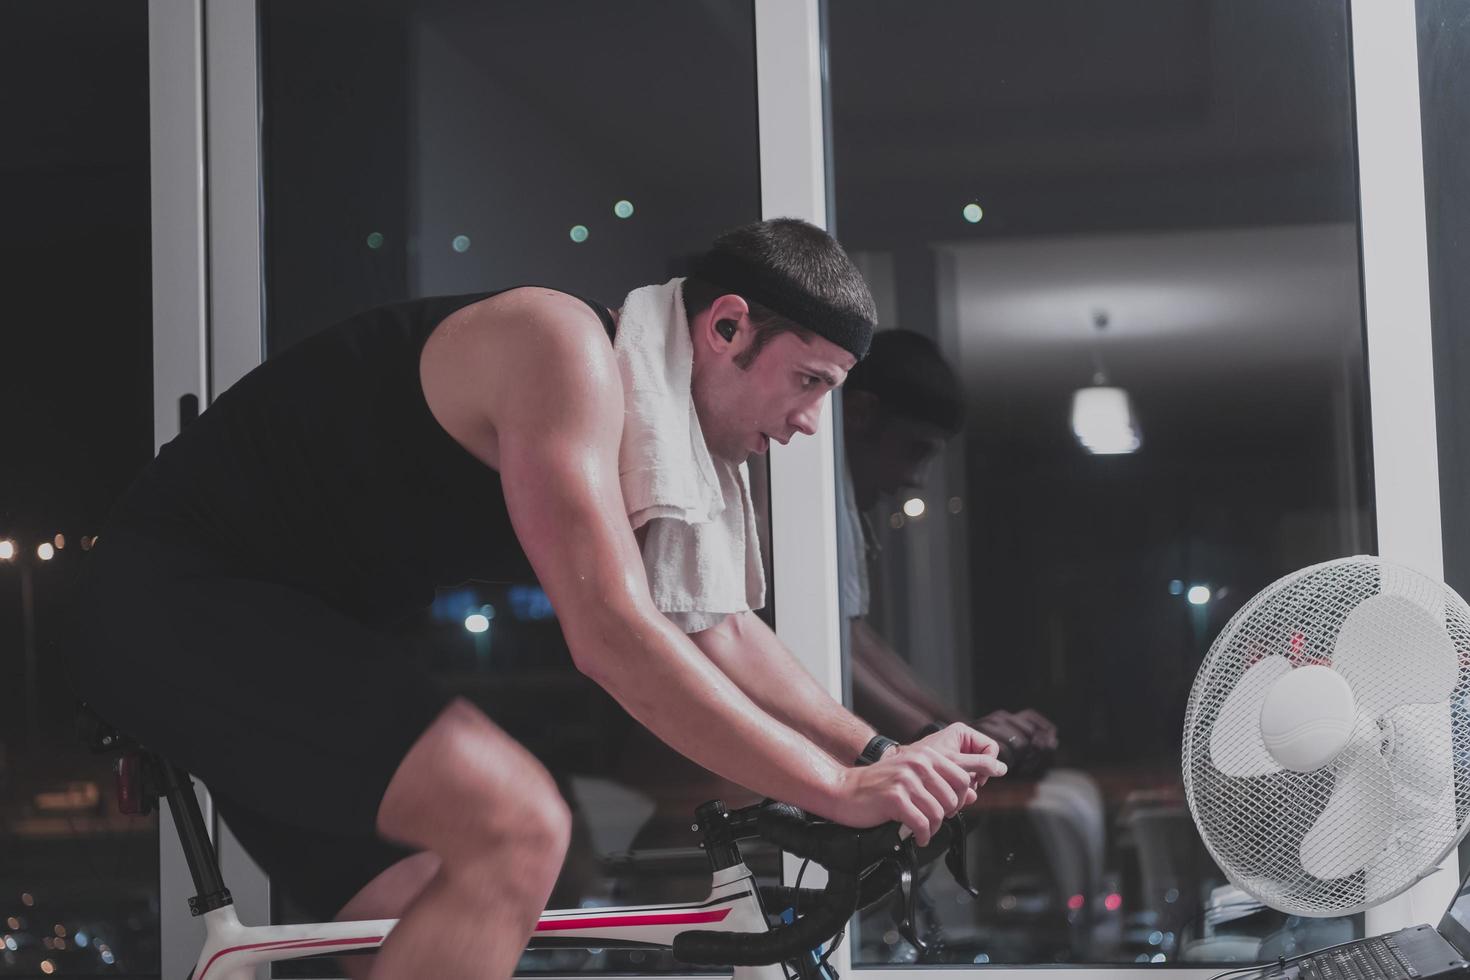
[1182,556,1470,917]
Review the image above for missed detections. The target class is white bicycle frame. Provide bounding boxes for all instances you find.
[91,716,863,980]
[189,860,784,980]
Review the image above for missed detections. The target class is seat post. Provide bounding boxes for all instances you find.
[78,704,234,916]
[154,760,233,916]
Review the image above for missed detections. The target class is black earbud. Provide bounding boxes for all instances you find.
[716,319,737,342]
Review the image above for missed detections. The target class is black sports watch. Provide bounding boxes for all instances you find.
[854,735,899,766]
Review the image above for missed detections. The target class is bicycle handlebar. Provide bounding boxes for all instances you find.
[671,801,967,968]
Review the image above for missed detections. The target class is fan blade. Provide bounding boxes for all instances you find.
[1210,656,1290,777]
[1390,702,1456,801]
[1383,561,1446,622]
[1391,701,1456,850]
[1300,716,1393,880]
[1353,704,1458,904]
[1331,566,1457,717]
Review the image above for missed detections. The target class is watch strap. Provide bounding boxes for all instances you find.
[854,734,899,766]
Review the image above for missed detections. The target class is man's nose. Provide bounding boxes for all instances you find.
[791,401,822,437]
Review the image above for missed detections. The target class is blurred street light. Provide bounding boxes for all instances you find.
[1,538,44,748]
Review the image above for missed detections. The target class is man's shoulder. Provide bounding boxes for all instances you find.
[455,288,615,365]
[429,287,624,430]
[462,285,608,326]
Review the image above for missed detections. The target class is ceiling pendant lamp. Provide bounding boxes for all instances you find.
[1072,309,1141,455]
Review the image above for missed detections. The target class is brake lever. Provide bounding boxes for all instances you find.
[892,837,927,955]
[942,816,978,897]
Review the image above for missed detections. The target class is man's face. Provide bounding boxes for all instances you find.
[690,299,857,462]
[866,414,948,499]
[844,397,950,509]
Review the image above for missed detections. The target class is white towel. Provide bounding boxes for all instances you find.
[614,278,766,633]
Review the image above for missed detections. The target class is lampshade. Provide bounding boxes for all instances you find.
[1071,385,1141,455]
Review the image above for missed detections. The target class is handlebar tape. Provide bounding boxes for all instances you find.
[673,870,859,966]
[671,802,961,966]
[753,806,903,872]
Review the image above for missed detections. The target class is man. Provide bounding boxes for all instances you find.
[65,218,1005,980]
[840,329,1059,775]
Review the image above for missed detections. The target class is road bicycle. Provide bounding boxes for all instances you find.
[88,711,976,980]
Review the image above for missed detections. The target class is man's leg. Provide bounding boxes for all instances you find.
[332,852,441,980]
[366,698,571,980]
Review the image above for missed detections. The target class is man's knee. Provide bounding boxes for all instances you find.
[505,785,573,858]
[377,699,570,857]
[444,790,570,906]
[514,793,573,885]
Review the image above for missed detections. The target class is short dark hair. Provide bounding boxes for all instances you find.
[844,329,965,434]
[682,218,877,368]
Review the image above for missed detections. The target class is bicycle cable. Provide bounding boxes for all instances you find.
[780,857,816,980]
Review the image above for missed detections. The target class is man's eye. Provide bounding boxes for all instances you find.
[801,375,821,388]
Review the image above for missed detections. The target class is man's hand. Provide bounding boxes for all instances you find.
[975,708,1059,777]
[827,723,1005,845]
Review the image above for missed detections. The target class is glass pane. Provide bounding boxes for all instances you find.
[258,1,767,974]
[1,2,158,976]
[827,0,1372,966]
[1418,0,1470,879]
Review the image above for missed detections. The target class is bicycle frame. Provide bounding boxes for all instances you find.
[190,860,784,980]
[81,723,856,980]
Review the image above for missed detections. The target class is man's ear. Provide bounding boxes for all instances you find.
[699,293,751,353]
[842,388,881,435]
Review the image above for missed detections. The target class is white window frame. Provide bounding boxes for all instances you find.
[148,0,1445,976]
[1351,0,1454,938]
[149,1,269,977]
[147,3,212,979]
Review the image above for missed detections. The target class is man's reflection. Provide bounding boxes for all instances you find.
[838,329,1058,776]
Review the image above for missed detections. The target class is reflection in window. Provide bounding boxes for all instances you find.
[1418,0,1470,884]
[259,1,764,974]
[829,0,1371,965]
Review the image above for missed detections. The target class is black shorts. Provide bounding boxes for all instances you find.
[63,525,452,921]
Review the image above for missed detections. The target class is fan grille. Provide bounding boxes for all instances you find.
[1182,556,1470,916]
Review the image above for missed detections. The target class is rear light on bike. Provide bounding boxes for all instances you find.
[115,753,143,815]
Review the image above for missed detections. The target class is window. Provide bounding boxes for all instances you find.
[0,3,157,976]
[257,2,769,972]
[1417,0,1470,877]
[827,1,1372,965]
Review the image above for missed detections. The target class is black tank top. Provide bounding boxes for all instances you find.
[106,288,617,624]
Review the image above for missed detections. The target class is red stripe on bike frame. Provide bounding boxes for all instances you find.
[535,907,732,932]
[197,935,384,980]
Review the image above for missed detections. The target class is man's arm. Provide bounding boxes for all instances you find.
[850,616,1060,774]
[458,291,1000,842]
[690,610,879,763]
[850,616,959,738]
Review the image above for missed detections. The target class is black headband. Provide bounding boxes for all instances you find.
[689,248,875,360]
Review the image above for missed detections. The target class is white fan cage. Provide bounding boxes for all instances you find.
[1182,556,1470,916]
